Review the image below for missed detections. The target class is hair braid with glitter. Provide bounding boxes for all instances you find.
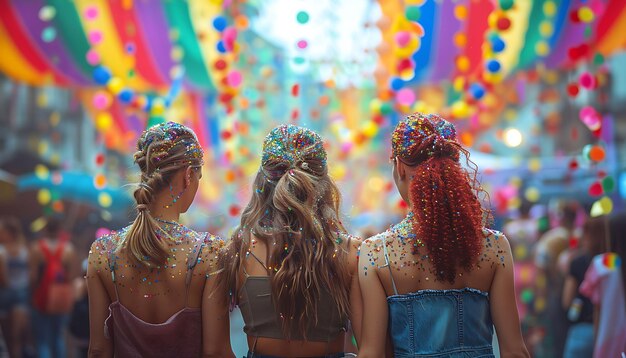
[220,124,351,339]
[392,113,488,283]
[125,122,204,267]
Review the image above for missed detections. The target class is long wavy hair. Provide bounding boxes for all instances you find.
[124,121,203,267]
[220,124,351,339]
[391,113,491,283]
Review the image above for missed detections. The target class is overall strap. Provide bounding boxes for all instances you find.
[250,336,259,354]
[108,249,121,301]
[381,235,399,296]
[184,241,204,307]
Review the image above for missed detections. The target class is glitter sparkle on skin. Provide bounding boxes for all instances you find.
[360,213,507,280]
[87,223,224,298]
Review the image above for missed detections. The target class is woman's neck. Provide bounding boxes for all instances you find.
[149,207,180,223]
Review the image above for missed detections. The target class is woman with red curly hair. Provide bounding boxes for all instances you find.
[358,113,529,357]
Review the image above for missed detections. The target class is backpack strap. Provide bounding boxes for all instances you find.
[40,239,66,261]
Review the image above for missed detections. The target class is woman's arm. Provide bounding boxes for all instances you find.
[347,238,363,346]
[489,235,530,358]
[356,239,389,358]
[86,241,113,358]
[561,275,578,310]
[201,268,235,358]
[0,248,7,287]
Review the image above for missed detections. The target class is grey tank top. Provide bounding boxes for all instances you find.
[238,251,346,342]
[104,243,204,357]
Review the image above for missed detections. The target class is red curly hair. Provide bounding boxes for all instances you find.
[392,113,488,283]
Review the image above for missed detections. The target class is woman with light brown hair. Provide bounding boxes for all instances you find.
[86,122,230,357]
[212,124,362,357]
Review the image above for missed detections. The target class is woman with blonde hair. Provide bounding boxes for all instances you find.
[212,124,361,357]
[87,122,229,357]
[358,113,529,357]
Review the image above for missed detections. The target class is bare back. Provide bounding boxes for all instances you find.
[364,227,506,296]
[88,224,223,323]
[237,233,362,356]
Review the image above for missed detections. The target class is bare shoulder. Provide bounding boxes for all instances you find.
[201,232,226,252]
[359,231,392,268]
[87,230,124,274]
[340,232,362,253]
[197,232,226,272]
[479,228,512,268]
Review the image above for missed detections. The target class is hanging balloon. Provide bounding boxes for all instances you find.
[222,27,238,51]
[216,40,227,53]
[151,98,166,116]
[588,145,606,162]
[499,0,515,10]
[396,88,415,106]
[579,72,596,89]
[226,70,243,87]
[579,106,601,131]
[588,181,603,196]
[578,6,594,23]
[390,77,404,91]
[590,196,613,217]
[118,89,134,103]
[469,83,486,100]
[39,5,56,21]
[296,11,310,24]
[92,66,111,85]
[490,35,506,53]
[92,91,111,110]
[213,16,228,32]
[394,31,411,47]
[98,192,112,208]
[107,77,124,94]
[451,100,470,118]
[405,6,421,22]
[486,59,501,73]
[380,102,394,115]
[602,176,615,192]
[567,83,579,97]
[496,16,512,31]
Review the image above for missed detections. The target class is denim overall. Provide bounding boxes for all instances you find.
[381,236,495,357]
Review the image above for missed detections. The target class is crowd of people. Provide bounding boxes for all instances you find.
[0,216,90,358]
[1,113,624,357]
[502,200,626,358]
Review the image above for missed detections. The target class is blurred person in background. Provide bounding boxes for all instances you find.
[580,212,626,357]
[68,258,89,358]
[533,200,580,358]
[503,199,539,320]
[0,236,9,358]
[0,217,32,358]
[29,218,78,358]
[561,217,605,357]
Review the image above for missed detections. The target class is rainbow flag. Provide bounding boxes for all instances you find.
[602,253,622,270]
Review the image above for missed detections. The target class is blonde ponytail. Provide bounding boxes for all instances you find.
[123,122,204,267]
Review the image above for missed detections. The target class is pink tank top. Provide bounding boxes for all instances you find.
[104,243,204,357]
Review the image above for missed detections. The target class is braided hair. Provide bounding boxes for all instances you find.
[125,122,203,267]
